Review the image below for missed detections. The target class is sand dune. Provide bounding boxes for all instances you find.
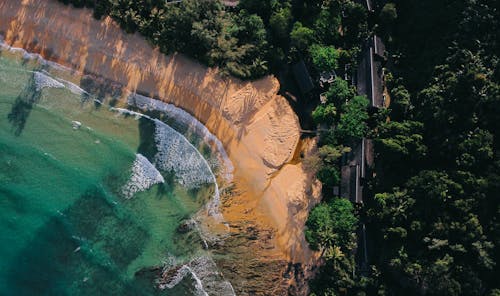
[0,0,320,293]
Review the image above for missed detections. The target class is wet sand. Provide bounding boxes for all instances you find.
[0,0,320,294]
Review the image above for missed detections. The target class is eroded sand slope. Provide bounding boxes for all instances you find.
[0,0,320,293]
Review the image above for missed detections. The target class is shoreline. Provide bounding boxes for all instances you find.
[0,0,320,293]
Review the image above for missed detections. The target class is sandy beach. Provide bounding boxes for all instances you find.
[0,0,320,293]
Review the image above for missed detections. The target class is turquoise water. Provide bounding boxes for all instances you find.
[0,48,231,295]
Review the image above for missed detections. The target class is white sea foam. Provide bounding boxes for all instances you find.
[153,120,214,187]
[128,93,234,182]
[33,71,64,91]
[0,37,227,220]
[154,120,223,220]
[0,37,74,74]
[33,70,90,97]
[0,37,85,94]
[122,153,165,199]
[52,75,89,96]
[35,69,90,96]
[161,265,208,296]
[160,256,235,296]
[0,40,88,95]
[110,107,223,219]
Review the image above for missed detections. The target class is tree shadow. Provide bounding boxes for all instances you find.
[136,116,158,159]
[79,74,123,108]
[7,70,41,136]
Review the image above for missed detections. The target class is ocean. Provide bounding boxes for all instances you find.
[0,44,234,295]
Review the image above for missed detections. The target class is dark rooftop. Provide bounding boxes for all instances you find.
[340,138,373,204]
[355,35,386,108]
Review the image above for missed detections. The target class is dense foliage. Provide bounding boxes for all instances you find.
[306,198,358,254]
[306,198,360,295]
[58,0,367,80]
[307,0,499,295]
[364,1,500,295]
[59,0,269,78]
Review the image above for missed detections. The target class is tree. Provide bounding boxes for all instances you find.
[290,22,315,51]
[269,6,292,44]
[312,103,336,125]
[237,0,272,22]
[324,77,356,106]
[309,44,339,72]
[314,9,341,44]
[306,198,358,255]
[367,170,496,296]
[335,95,369,140]
[456,128,494,172]
[306,197,360,295]
[342,1,368,46]
[379,3,397,26]
[372,120,427,188]
[315,145,350,188]
[375,120,427,159]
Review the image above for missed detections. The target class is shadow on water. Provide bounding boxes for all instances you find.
[156,172,175,198]
[7,71,41,136]
[5,186,161,296]
[137,116,158,160]
[135,115,177,199]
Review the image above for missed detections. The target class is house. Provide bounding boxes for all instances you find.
[355,35,387,108]
[340,138,373,204]
[340,138,373,276]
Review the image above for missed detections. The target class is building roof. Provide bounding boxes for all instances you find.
[340,139,368,203]
[373,35,386,58]
[355,35,386,108]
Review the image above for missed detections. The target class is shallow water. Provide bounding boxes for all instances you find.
[0,46,233,295]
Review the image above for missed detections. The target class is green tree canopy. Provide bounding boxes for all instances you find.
[324,77,356,105]
[309,44,339,72]
[290,21,315,51]
[269,6,292,44]
[313,9,341,44]
[367,170,495,296]
[306,197,358,255]
[336,95,369,140]
[312,103,336,125]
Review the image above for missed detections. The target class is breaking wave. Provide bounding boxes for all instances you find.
[111,108,223,220]
[36,70,89,96]
[159,256,235,296]
[0,34,76,73]
[0,37,88,97]
[1,35,236,294]
[0,35,75,73]
[153,121,214,188]
[2,34,229,220]
[33,71,64,91]
[128,93,234,182]
[53,75,89,96]
[122,154,165,199]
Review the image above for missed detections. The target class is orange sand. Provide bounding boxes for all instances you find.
[0,0,320,290]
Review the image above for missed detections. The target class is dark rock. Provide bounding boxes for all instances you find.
[177,219,196,234]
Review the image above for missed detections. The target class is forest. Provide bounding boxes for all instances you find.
[57,0,499,295]
[306,0,499,295]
